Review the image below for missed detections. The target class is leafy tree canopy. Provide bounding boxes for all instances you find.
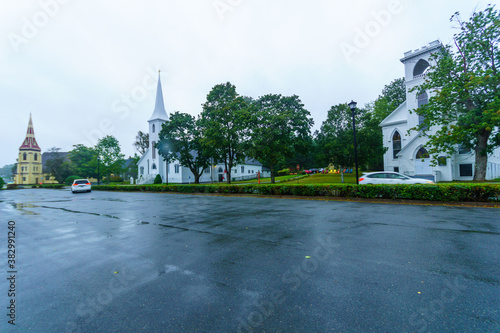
[200,82,250,183]
[43,147,74,183]
[68,144,97,178]
[247,94,313,183]
[94,136,125,183]
[157,112,211,184]
[316,104,387,179]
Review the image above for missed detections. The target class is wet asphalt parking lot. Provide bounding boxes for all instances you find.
[0,188,499,332]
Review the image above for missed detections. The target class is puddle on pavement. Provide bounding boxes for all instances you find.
[90,198,127,203]
[10,202,40,215]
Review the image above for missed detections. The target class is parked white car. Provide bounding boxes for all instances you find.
[71,179,92,193]
[359,172,434,184]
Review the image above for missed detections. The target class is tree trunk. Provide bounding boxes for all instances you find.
[270,169,275,184]
[473,131,490,181]
[225,158,231,184]
[194,174,200,184]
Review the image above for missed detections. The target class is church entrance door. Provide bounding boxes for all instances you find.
[415,147,432,175]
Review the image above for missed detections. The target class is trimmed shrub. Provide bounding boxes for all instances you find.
[110,175,124,183]
[65,175,81,186]
[277,168,290,177]
[154,174,163,184]
[40,184,65,189]
[91,183,500,202]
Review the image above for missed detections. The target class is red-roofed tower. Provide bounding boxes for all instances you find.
[15,114,43,185]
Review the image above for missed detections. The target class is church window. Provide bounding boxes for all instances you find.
[152,163,157,170]
[417,92,428,126]
[218,167,223,173]
[34,153,37,161]
[152,124,155,133]
[459,164,473,177]
[204,168,210,174]
[392,131,402,159]
[241,166,244,173]
[175,164,180,173]
[152,141,156,159]
[140,166,144,175]
[416,147,430,159]
[23,177,26,181]
[413,59,430,77]
[23,153,27,160]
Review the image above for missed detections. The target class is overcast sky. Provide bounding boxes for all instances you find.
[1,0,497,168]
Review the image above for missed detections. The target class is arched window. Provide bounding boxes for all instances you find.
[416,147,430,159]
[417,92,428,125]
[152,141,156,159]
[218,167,223,173]
[241,166,245,173]
[140,166,144,175]
[152,124,155,133]
[23,153,27,160]
[413,59,430,77]
[34,153,37,161]
[392,131,402,159]
[152,163,157,170]
[418,92,428,108]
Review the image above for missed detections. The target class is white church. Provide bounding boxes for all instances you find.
[380,40,500,182]
[137,74,263,184]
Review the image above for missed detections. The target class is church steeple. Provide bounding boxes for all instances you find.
[20,113,41,151]
[148,71,169,122]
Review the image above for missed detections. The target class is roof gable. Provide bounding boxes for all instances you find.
[380,101,408,127]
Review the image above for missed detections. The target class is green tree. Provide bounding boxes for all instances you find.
[0,176,5,189]
[43,147,74,183]
[316,104,386,182]
[133,131,149,155]
[68,144,97,178]
[156,112,211,184]
[247,94,313,183]
[370,77,406,123]
[200,82,249,183]
[411,5,500,181]
[123,154,140,180]
[94,136,125,184]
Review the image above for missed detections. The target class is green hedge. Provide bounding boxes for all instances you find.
[92,183,500,202]
[37,184,65,189]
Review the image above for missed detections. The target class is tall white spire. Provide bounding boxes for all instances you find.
[148,70,169,122]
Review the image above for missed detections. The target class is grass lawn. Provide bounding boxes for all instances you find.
[233,174,304,184]
[284,173,358,184]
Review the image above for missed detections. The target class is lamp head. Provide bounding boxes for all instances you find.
[348,100,357,111]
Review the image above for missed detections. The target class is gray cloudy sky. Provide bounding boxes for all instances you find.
[1,0,497,168]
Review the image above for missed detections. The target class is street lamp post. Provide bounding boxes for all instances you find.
[97,156,100,186]
[348,100,359,185]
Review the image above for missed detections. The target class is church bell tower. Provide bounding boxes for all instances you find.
[15,114,42,185]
